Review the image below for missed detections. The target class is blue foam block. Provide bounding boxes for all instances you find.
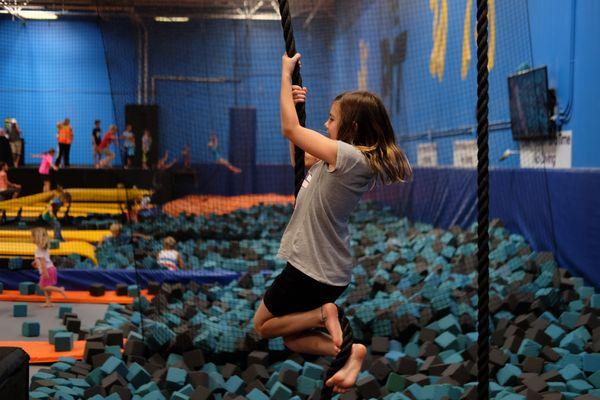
[127,363,152,389]
[13,303,27,317]
[166,367,187,390]
[100,356,128,378]
[54,332,74,352]
[22,321,40,337]
[58,306,72,319]
[247,388,269,400]
[19,281,36,295]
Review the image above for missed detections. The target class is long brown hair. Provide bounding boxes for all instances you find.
[334,91,412,184]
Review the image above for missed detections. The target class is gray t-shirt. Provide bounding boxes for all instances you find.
[278,140,375,286]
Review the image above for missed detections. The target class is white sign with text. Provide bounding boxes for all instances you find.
[453,139,477,168]
[519,131,572,168]
[417,142,438,167]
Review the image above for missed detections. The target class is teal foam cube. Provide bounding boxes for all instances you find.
[302,362,324,380]
[269,382,292,400]
[566,379,593,393]
[297,375,321,396]
[128,285,140,297]
[22,321,40,337]
[166,367,187,390]
[19,281,36,295]
[13,303,27,317]
[591,294,600,309]
[58,306,72,319]
[497,364,522,386]
[100,356,128,378]
[127,362,151,389]
[582,354,600,373]
[517,339,541,357]
[246,388,269,400]
[559,364,585,381]
[54,332,73,352]
[49,328,67,345]
[589,370,600,389]
[223,375,245,395]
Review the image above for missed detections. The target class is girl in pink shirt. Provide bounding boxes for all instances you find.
[32,148,58,192]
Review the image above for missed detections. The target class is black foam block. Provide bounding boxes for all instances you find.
[247,351,269,366]
[84,342,105,364]
[62,312,78,325]
[221,363,240,380]
[65,318,81,333]
[101,372,128,393]
[104,330,124,347]
[84,385,106,398]
[190,386,212,400]
[147,281,161,295]
[92,352,112,369]
[183,349,205,370]
[89,283,106,297]
[110,386,132,400]
[278,369,299,389]
[116,284,128,296]
[356,375,381,399]
[124,339,147,357]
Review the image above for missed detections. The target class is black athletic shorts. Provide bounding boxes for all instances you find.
[263,263,348,317]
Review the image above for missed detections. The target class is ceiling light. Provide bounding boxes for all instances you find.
[154,16,189,23]
[0,9,58,19]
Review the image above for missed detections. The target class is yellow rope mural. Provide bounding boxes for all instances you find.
[429,0,448,81]
[461,0,495,80]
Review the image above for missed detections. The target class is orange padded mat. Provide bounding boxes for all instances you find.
[0,340,88,364]
[0,290,153,304]
[163,193,294,216]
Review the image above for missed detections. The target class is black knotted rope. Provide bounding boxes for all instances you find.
[322,308,353,399]
[476,0,490,399]
[277,2,353,398]
[277,0,305,198]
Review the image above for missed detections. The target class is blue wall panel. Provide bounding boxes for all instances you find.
[0,19,117,165]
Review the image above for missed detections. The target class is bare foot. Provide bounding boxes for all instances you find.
[42,303,54,308]
[59,287,67,299]
[321,303,342,348]
[325,343,367,393]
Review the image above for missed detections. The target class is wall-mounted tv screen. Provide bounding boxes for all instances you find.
[508,66,556,140]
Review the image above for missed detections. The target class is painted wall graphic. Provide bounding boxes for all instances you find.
[380,31,408,115]
[357,39,369,91]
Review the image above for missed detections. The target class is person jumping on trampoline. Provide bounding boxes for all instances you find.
[253,53,412,394]
[207,131,242,174]
[31,227,67,307]
[41,187,71,242]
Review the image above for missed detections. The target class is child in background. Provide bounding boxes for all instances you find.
[156,151,177,170]
[101,222,150,246]
[181,144,191,170]
[121,124,136,168]
[92,120,102,166]
[142,130,152,169]
[32,148,58,192]
[31,227,67,307]
[208,132,242,174]
[96,125,118,168]
[0,161,21,199]
[41,187,71,242]
[157,236,184,270]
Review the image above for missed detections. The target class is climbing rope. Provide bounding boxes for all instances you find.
[322,308,354,399]
[476,0,490,399]
[277,0,305,198]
